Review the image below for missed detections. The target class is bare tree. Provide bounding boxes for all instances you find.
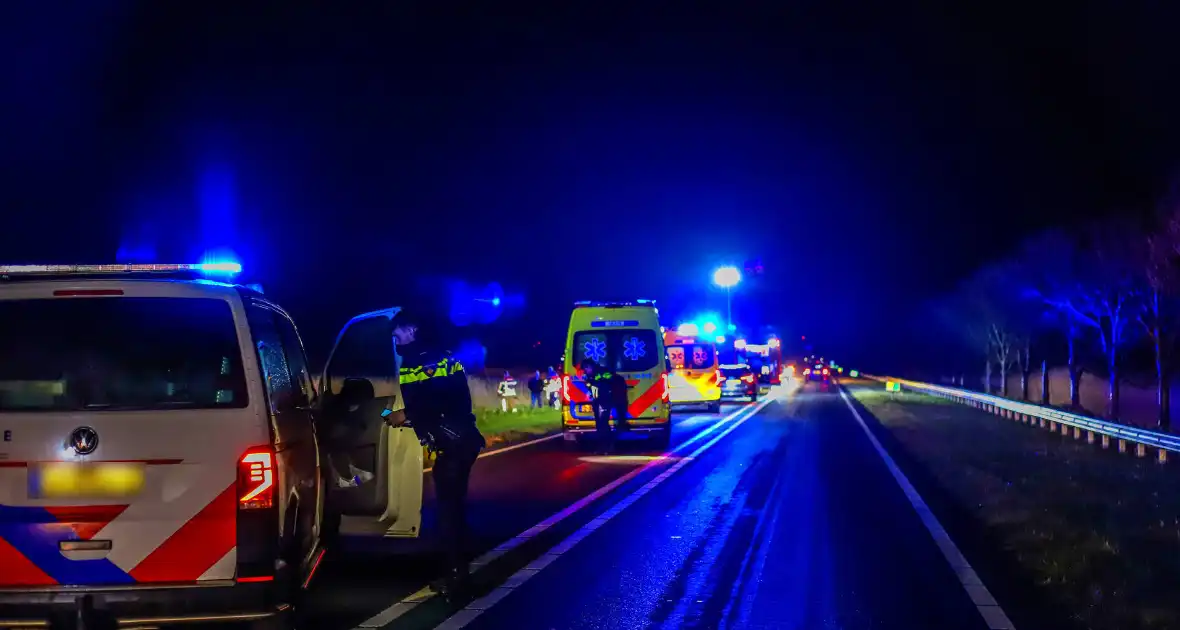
[1016,336,1032,400]
[1138,201,1180,429]
[1017,230,1091,409]
[1050,221,1142,419]
[988,322,1017,396]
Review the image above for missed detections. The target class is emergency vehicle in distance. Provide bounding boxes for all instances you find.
[562,300,672,449]
[0,263,424,629]
[734,336,784,394]
[664,325,722,414]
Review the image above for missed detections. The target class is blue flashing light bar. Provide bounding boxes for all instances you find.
[573,299,657,308]
[0,263,242,276]
[198,262,242,273]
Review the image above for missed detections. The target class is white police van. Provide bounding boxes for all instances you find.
[0,263,424,628]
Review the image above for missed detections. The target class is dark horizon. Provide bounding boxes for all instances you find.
[3,2,1179,372]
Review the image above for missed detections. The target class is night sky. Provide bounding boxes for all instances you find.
[3,2,1179,371]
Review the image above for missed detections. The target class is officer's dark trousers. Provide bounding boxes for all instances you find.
[433,444,481,574]
[593,401,629,449]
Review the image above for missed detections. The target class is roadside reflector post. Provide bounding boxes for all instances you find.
[1087,430,1095,444]
[1102,434,1111,449]
[1118,439,1127,454]
[1039,417,1046,428]
[1136,443,1147,458]
[1050,421,1057,432]
[1159,449,1168,464]
[1073,427,1081,440]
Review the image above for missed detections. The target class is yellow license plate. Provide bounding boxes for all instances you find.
[576,404,594,415]
[31,462,145,499]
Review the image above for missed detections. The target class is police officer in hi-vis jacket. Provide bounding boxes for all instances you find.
[400,348,486,599]
[579,358,630,454]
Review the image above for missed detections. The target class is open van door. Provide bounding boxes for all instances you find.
[320,307,423,538]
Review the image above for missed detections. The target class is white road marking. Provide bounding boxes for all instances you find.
[837,387,1015,630]
[354,399,784,629]
[432,392,785,629]
[423,433,563,474]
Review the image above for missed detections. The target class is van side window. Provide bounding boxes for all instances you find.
[270,311,315,407]
[245,304,298,414]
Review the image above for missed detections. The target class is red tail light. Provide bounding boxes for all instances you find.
[660,373,670,403]
[823,368,830,376]
[238,447,276,510]
[562,375,571,403]
[742,375,755,383]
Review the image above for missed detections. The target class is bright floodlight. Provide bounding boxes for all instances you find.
[713,266,741,288]
[677,323,699,336]
[702,321,717,334]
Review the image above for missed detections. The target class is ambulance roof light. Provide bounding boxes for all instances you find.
[573,299,656,308]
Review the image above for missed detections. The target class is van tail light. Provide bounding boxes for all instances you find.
[742,375,755,384]
[238,447,276,510]
[562,375,571,404]
[713,371,723,385]
[660,373,670,403]
[823,368,830,376]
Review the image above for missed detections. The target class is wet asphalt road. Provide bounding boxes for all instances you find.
[301,404,747,629]
[449,383,991,630]
[303,383,994,630]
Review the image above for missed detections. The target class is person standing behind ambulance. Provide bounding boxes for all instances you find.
[580,358,629,454]
[496,371,518,412]
[544,366,561,409]
[527,370,544,407]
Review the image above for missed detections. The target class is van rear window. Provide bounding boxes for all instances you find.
[667,344,715,370]
[0,297,248,411]
[573,330,659,372]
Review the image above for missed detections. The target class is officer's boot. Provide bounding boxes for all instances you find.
[432,565,472,603]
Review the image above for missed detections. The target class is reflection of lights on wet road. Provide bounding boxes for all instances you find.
[577,455,681,465]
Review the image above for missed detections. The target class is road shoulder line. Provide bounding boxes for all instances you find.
[837,386,1015,630]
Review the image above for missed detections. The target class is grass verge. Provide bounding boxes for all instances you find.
[475,406,562,448]
[422,407,562,468]
[847,382,1180,630]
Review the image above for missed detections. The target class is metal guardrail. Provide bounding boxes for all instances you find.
[862,375,1180,456]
